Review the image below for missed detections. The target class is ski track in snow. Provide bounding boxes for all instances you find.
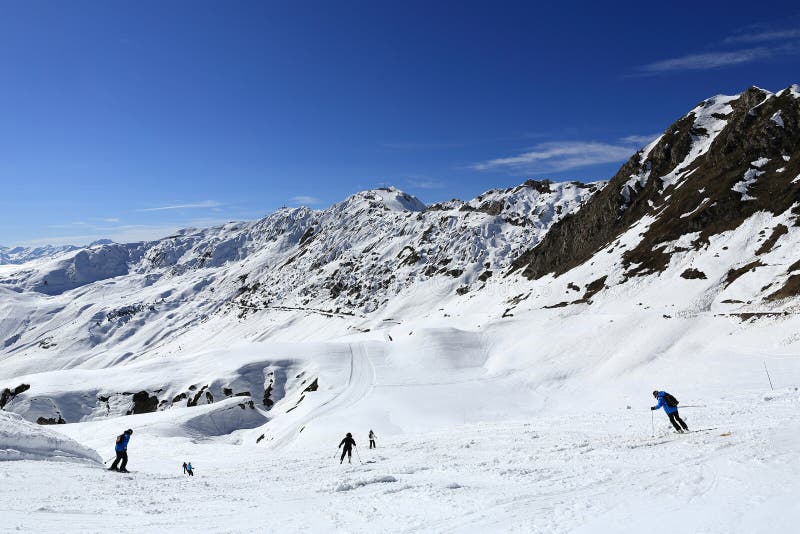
[266,343,376,450]
[1,390,798,533]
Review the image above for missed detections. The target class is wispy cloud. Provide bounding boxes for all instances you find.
[620,134,660,146]
[14,218,237,248]
[47,221,88,229]
[407,177,446,189]
[634,24,800,76]
[381,141,465,150]
[473,141,637,174]
[724,28,800,44]
[137,200,221,212]
[638,47,772,74]
[290,195,321,206]
[102,217,120,223]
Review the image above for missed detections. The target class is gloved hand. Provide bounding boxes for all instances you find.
[650,407,656,411]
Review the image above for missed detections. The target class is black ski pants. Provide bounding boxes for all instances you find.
[668,411,689,432]
[110,450,128,470]
[340,447,352,462]
[369,439,376,449]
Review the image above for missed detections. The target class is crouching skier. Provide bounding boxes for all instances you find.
[108,429,133,472]
[651,390,689,433]
[338,432,356,464]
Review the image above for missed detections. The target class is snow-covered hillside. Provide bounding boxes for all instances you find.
[1,85,800,533]
[0,244,77,265]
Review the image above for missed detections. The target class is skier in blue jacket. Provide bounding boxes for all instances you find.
[108,429,133,472]
[651,391,689,433]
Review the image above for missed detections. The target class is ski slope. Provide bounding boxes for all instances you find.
[2,83,800,531]
[2,305,800,532]
[1,383,797,533]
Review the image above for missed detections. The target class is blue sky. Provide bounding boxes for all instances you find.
[1,0,799,246]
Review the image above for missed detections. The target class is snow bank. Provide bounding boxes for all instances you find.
[0,411,101,463]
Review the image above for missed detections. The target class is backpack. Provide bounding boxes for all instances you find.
[116,434,123,444]
[663,393,679,407]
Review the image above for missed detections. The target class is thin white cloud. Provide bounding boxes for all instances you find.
[473,141,636,174]
[381,141,465,150]
[407,177,446,189]
[724,28,800,44]
[13,218,237,248]
[138,200,221,212]
[46,221,88,229]
[102,217,121,223]
[290,196,321,206]
[620,134,660,146]
[639,47,772,73]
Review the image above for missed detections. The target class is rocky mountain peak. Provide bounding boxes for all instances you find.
[336,187,427,214]
[511,84,800,289]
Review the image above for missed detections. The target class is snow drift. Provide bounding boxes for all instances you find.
[0,411,101,463]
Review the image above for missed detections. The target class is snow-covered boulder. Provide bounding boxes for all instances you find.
[0,411,101,463]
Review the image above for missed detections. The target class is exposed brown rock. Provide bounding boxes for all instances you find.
[510,86,800,282]
[680,268,707,280]
[755,224,788,255]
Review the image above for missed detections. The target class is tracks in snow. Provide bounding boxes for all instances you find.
[266,342,375,450]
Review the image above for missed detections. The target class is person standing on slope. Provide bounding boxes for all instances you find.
[186,461,194,476]
[338,432,357,464]
[651,390,689,433]
[108,429,133,472]
[368,430,377,449]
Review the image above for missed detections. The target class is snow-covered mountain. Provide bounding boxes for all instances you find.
[2,85,800,432]
[513,85,800,308]
[0,180,601,420]
[2,85,800,533]
[0,244,81,265]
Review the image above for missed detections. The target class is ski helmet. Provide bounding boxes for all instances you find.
[125,428,133,435]
[652,390,658,398]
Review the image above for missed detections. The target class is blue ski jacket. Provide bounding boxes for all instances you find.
[115,433,131,452]
[653,391,678,414]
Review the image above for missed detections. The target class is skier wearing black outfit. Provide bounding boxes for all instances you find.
[368,430,377,449]
[338,432,356,464]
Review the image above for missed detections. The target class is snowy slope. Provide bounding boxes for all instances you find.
[0,244,80,265]
[1,86,800,533]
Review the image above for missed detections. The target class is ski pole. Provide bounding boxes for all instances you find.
[650,410,655,437]
[763,361,774,391]
[354,446,362,464]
